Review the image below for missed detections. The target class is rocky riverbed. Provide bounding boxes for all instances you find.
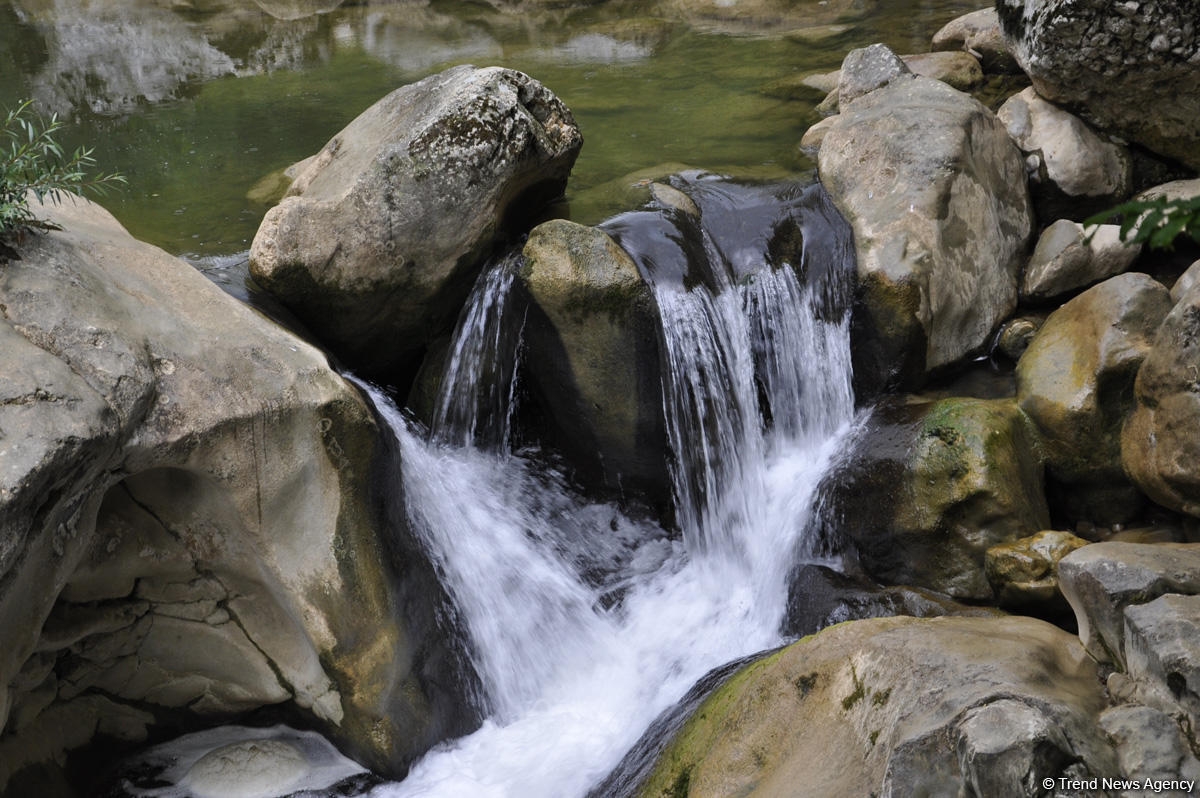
[2,1,1199,796]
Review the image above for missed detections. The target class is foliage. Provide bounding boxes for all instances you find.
[1085,193,1200,251]
[0,99,126,239]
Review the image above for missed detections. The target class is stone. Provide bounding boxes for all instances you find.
[931,8,1022,74]
[1124,594,1200,728]
[995,315,1044,361]
[1057,542,1200,666]
[997,87,1134,221]
[1100,705,1200,796]
[799,116,836,157]
[818,76,1032,390]
[996,0,1200,171]
[0,198,469,790]
[985,530,1088,614]
[822,397,1049,599]
[1171,260,1200,304]
[517,220,669,501]
[783,564,1001,638]
[1123,277,1200,516]
[1021,220,1143,302]
[837,43,911,106]
[899,50,984,91]
[1017,273,1171,524]
[636,616,1115,798]
[249,65,583,382]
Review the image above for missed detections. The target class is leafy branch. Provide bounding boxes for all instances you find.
[1084,194,1200,251]
[0,99,126,240]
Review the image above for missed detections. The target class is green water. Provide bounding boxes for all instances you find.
[0,0,982,256]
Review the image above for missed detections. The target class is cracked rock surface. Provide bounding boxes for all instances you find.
[0,197,468,791]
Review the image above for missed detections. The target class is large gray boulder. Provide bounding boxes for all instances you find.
[250,65,583,381]
[1123,278,1200,517]
[1057,542,1200,667]
[1016,273,1172,524]
[0,199,467,790]
[996,0,1200,171]
[818,72,1032,390]
[635,615,1116,798]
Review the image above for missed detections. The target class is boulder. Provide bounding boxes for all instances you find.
[899,50,983,91]
[984,530,1088,614]
[249,65,583,382]
[837,43,911,106]
[635,616,1115,798]
[818,75,1032,390]
[1100,705,1200,797]
[0,199,469,790]
[997,87,1133,221]
[1171,259,1200,304]
[996,0,1200,171]
[995,314,1044,360]
[516,220,668,502]
[1015,273,1172,524]
[1124,594,1200,729]
[783,564,1001,638]
[1020,220,1142,303]
[931,8,1021,74]
[1123,278,1200,516]
[821,397,1049,599]
[1057,541,1200,666]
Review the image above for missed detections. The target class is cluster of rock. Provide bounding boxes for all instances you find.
[632,2,1200,795]
[4,0,1200,794]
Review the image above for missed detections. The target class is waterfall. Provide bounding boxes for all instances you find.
[358,177,856,798]
[429,252,525,450]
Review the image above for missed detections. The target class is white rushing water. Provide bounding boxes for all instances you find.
[356,231,857,797]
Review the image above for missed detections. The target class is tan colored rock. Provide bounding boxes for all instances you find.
[637,616,1114,798]
[985,530,1088,611]
[1122,277,1200,517]
[998,87,1133,219]
[931,8,1021,74]
[1017,273,1172,523]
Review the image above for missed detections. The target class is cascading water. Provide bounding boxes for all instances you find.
[429,252,525,450]
[351,174,859,798]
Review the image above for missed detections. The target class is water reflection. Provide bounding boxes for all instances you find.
[0,0,984,255]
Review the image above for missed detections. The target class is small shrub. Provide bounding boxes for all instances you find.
[1085,193,1200,251]
[0,99,125,240]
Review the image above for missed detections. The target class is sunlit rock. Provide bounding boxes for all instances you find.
[635,616,1115,797]
[998,87,1134,220]
[931,7,1021,74]
[250,66,583,383]
[1021,220,1142,302]
[818,75,1032,391]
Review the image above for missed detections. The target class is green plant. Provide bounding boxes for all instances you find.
[1085,193,1200,251]
[0,99,125,239]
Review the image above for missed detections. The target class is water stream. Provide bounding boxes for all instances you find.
[350,177,857,797]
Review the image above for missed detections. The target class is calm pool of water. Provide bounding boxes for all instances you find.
[0,0,982,256]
